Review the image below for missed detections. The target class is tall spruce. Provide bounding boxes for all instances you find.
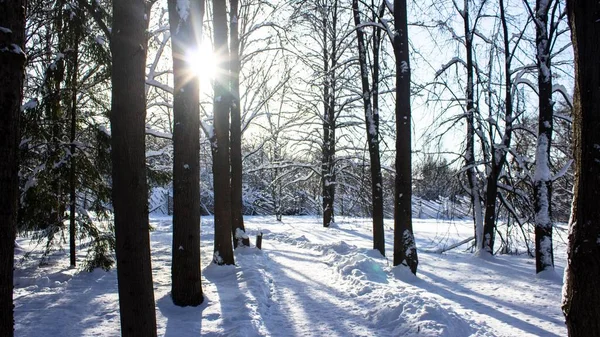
[0,0,26,334]
[110,0,157,334]
[562,0,600,334]
[167,0,205,306]
[392,0,418,274]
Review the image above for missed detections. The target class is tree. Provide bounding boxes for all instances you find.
[212,0,235,265]
[351,0,385,256]
[0,0,26,334]
[167,0,204,306]
[562,0,600,334]
[229,0,249,247]
[110,0,157,334]
[525,0,560,273]
[319,0,339,228]
[392,0,418,274]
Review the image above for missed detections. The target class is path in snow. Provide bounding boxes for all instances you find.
[13,215,568,336]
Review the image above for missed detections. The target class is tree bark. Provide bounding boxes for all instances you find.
[0,1,26,335]
[481,0,515,253]
[461,0,485,253]
[562,1,600,335]
[68,30,80,268]
[321,3,336,228]
[533,0,554,273]
[110,0,157,335]
[393,0,418,274]
[212,0,235,265]
[229,0,248,248]
[352,0,385,257]
[167,0,204,306]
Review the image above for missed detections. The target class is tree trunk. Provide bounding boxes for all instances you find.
[562,1,600,335]
[352,0,384,257]
[68,31,80,268]
[0,1,26,335]
[533,0,554,273]
[461,0,485,253]
[167,0,204,306]
[229,0,248,248]
[212,0,235,265]
[481,0,515,254]
[110,0,157,335]
[321,4,335,228]
[393,0,418,274]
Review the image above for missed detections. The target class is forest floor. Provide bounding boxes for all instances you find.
[14,215,567,336]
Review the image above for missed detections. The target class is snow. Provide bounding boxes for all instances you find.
[21,98,38,111]
[177,0,190,22]
[14,216,567,336]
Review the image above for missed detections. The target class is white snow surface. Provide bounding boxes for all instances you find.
[14,216,567,336]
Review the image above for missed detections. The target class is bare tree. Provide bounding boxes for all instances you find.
[526,0,562,273]
[392,0,417,273]
[351,0,385,256]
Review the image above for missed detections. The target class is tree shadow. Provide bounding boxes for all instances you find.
[416,269,563,336]
[202,262,263,336]
[156,292,206,337]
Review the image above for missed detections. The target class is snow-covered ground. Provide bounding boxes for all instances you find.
[14,216,567,336]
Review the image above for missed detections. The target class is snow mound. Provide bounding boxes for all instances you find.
[368,296,482,336]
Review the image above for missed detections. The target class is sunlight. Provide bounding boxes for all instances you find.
[186,41,216,80]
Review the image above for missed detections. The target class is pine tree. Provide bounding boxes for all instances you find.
[0,0,26,335]
[110,0,157,334]
[562,0,600,334]
[168,0,205,306]
[212,0,235,265]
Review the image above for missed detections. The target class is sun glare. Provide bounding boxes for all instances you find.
[186,42,216,80]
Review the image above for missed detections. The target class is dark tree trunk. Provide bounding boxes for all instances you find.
[352,0,384,257]
[110,0,157,335]
[392,0,417,274]
[229,0,248,248]
[321,1,337,227]
[0,1,26,335]
[481,0,515,253]
[461,0,484,252]
[533,0,554,273]
[167,0,204,306]
[212,0,234,265]
[562,1,600,335]
[68,32,80,269]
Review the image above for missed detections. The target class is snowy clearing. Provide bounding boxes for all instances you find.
[14,216,567,336]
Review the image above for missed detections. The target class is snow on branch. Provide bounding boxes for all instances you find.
[145,126,172,140]
[553,84,573,109]
[435,57,467,78]
[551,159,573,182]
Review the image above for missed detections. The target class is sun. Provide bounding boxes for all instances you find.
[186,41,216,80]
